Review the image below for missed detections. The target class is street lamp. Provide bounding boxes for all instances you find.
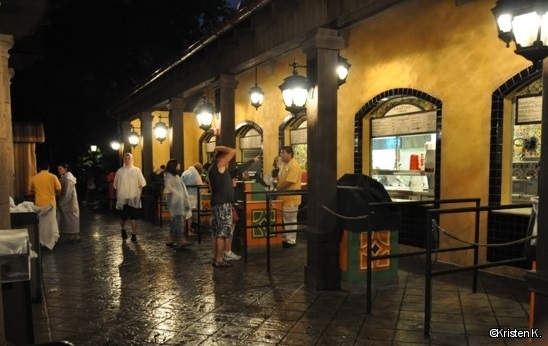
[492,0,548,336]
[279,59,312,115]
[249,66,264,110]
[128,127,140,148]
[337,55,351,87]
[195,95,215,131]
[110,140,121,150]
[492,1,548,66]
[153,115,168,143]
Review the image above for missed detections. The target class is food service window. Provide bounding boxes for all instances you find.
[509,87,541,204]
[371,110,437,195]
[238,128,263,177]
[289,121,307,171]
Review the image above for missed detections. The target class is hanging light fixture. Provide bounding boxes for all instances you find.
[128,127,140,148]
[337,55,351,87]
[248,66,264,110]
[492,0,548,65]
[279,59,312,115]
[110,140,121,150]
[195,95,215,131]
[153,115,168,143]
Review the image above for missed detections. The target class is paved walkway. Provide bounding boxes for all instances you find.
[28,205,533,345]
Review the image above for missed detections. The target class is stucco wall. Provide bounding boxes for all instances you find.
[179,0,533,276]
[337,0,530,273]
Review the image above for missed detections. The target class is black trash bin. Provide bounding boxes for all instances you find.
[337,173,401,286]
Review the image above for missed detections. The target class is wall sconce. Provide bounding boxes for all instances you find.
[248,66,264,110]
[195,95,215,131]
[110,140,121,150]
[279,59,312,115]
[492,0,548,65]
[337,55,351,87]
[153,115,168,143]
[128,127,140,148]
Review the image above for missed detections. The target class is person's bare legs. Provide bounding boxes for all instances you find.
[130,219,137,234]
[212,237,217,261]
[215,237,226,263]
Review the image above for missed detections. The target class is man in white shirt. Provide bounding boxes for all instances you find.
[113,153,147,241]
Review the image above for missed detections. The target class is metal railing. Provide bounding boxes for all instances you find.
[241,189,308,272]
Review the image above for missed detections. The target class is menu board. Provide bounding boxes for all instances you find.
[516,95,542,124]
[371,110,437,137]
[240,135,262,149]
[290,128,307,144]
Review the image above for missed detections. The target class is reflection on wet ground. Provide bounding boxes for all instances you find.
[30,206,531,345]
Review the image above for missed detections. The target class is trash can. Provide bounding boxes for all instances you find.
[10,212,42,303]
[337,174,401,290]
[0,228,35,345]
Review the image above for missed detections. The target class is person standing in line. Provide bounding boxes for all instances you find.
[267,156,283,190]
[57,163,81,241]
[30,159,62,208]
[208,145,236,267]
[276,146,302,248]
[223,155,262,261]
[163,159,192,248]
[30,159,62,248]
[113,153,147,242]
[181,162,204,236]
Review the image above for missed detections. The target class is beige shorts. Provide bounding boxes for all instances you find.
[189,195,198,209]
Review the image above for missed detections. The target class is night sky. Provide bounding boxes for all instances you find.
[10,0,240,169]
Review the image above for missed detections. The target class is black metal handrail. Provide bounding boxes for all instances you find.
[240,189,307,271]
[423,202,532,337]
[364,197,482,316]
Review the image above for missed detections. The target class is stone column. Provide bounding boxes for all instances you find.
[301,28,345,290]
[215,74,238,149]
[140,112,153,180]
[0,33,14,346]
[524,56,548,343]
[169,97,185,165]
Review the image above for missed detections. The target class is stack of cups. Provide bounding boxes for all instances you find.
[409,154,419,170]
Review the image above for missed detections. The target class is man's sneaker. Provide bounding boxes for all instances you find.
[121,229,128,240]
[131,234,137,242]
[224,251,241,261]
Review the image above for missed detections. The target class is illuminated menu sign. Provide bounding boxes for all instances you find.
[371,110,437,137]
[516,95,542,124]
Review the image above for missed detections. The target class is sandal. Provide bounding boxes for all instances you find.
[212,260,233,268]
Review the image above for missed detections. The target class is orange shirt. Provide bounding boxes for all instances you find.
[30,170,62,207]
[278,158,302,206]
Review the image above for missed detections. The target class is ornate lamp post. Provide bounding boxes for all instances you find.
[492,0,548,337]
[153,115,168,143]
[195,95,215,131]
[337,55,351,87]
[249,66,264,110]
[279,59,312,115]
[128,127,140,148]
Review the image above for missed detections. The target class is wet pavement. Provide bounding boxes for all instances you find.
[28,205,533,345]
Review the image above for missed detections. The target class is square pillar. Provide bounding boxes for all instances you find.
[301,28,345,290]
